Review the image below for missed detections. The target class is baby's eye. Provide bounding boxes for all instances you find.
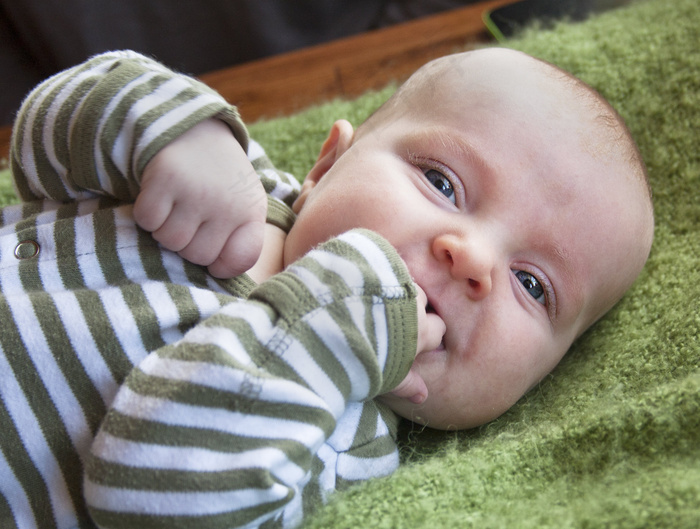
[423,169,456,204]
[514,270,546,305]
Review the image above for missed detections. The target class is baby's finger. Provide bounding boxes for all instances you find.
[388,368,428,405]
[133,188,173,233]
[413,283,446,355]
[207,220,266,279]
[414,283,428,312]
[176,219,232,268]
[150,209,199,253]
[418,312,446,354]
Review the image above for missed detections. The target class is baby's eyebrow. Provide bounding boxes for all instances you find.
[405,126,492,176]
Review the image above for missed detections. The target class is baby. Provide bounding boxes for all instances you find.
[0,48,653,529]
[296,48,654,428]
[141,47,654,429]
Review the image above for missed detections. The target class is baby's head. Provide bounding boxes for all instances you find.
[285,48,654,429]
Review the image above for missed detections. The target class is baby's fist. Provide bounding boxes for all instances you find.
[135,119,267,278]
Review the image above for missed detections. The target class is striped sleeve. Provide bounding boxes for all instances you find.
[248,139,301,233]
[84,229,418,529]
[9,50,248,203]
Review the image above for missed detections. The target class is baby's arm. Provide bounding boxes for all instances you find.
[11,50,264,277]
[11,51,248,202]
[84,229,433,529]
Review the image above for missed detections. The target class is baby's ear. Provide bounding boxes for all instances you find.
[293,120,354,213]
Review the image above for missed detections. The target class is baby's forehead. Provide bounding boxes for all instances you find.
[408,51,640,171]
[410,50,597,113]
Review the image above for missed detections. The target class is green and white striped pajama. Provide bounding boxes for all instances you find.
[0,51,418,529]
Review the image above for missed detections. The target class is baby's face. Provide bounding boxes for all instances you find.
[285,49,652,429]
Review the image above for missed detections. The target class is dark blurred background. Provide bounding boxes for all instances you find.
[0,0,481,126]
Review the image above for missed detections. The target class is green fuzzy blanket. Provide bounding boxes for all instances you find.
[1,0,698,526]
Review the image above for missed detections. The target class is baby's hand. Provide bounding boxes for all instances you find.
[388,284,445,404]
[135,119,267,278]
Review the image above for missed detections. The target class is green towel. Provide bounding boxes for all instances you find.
[1,0,698,526]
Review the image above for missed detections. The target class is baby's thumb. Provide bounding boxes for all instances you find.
[389,368,428,405]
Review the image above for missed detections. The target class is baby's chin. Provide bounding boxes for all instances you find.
[376,393,425,423]
[386,399,498,431]
[380,397,464,430]
[380,376,520,431]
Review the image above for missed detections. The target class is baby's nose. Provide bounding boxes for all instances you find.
[432,233,493,300]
